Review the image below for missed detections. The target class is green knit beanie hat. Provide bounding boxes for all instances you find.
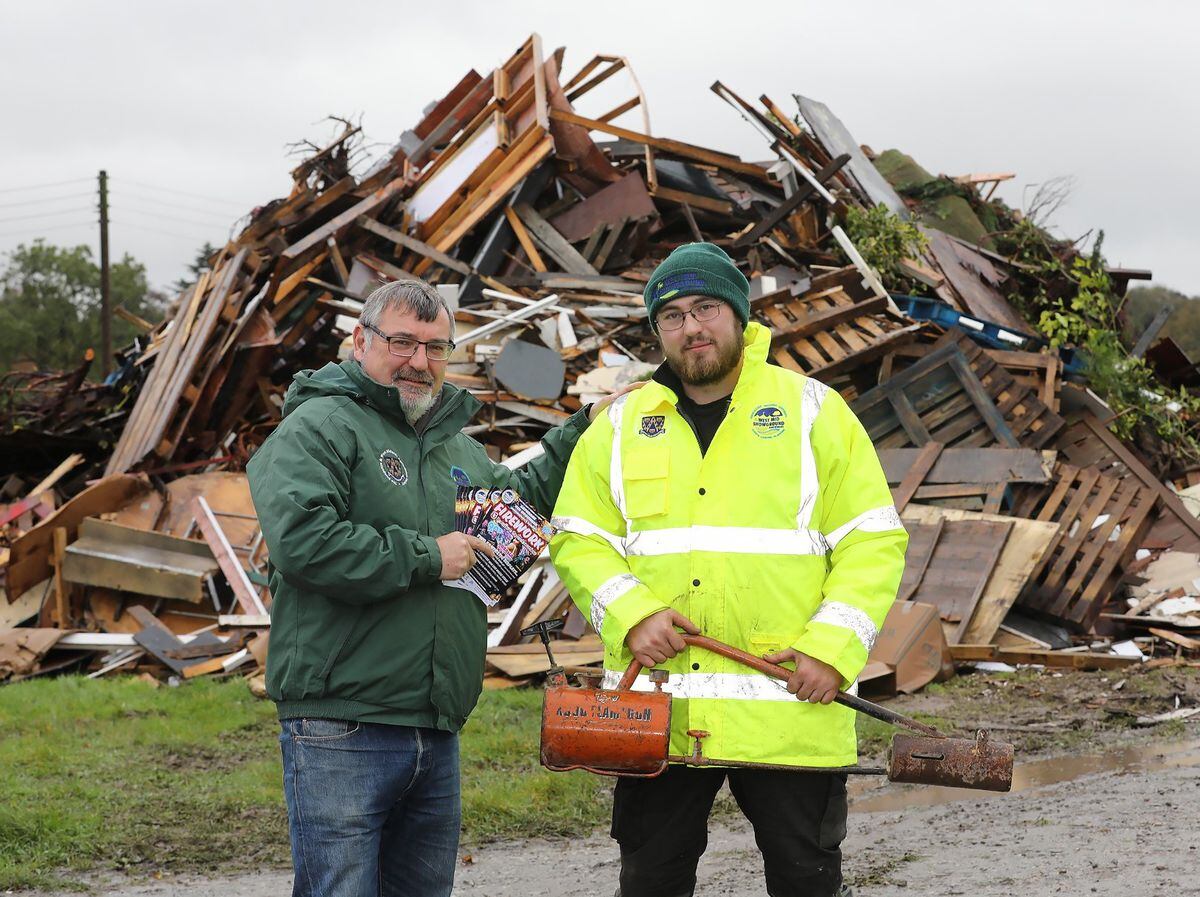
[644,242,750,332]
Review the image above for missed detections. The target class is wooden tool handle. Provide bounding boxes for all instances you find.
[613,633,943,738]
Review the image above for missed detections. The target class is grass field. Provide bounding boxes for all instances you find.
[0,673,957,890]
[0,677,610,890]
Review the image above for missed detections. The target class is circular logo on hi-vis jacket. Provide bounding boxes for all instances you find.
[750,404,787,438]
[379,450,409,485]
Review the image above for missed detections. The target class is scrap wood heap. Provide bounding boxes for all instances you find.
[3,34,1200,699]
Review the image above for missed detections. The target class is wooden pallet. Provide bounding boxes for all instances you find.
[852,342,1022,449]
[945,333,1065,448]
[756,268,919,380]
[898,518,1014,643]
[1056,412,1200,553]
[1011,462,1157,630]
[863,333,1065,450]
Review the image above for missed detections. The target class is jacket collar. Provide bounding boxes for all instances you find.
[641,322,772,412]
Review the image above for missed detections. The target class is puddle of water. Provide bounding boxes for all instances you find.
[850,739,1200,812]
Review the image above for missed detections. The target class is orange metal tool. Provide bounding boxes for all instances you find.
[525,623,1013,792]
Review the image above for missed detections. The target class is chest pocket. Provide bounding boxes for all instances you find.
[623,443,670,519]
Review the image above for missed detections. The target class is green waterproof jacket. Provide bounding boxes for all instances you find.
[247,360,589,731]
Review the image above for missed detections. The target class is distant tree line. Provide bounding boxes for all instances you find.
[1124,286,1200,360]
[0,240,171,377]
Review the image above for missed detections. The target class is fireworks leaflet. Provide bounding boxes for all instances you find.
[446,486,556,606]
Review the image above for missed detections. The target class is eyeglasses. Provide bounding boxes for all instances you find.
[655,300,723,332]
[364,323,455,361]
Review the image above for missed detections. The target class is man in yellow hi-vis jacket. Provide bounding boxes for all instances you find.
[549,243,908,897]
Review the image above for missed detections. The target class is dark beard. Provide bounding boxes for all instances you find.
[667,335,742,386]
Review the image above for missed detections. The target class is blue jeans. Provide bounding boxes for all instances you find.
[279,718,461,897]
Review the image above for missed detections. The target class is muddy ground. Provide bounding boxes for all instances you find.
[25,665,1200,896]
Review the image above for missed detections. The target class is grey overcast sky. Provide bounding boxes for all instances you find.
[2,0,1196,296]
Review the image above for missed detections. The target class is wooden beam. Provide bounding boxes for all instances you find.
[504,206,547,272]
[548,107,769,178]
[893,443,944,512]
[282,177,406,259]
[650,184,733,215]
[357,217,474,276]
[512,203,598,276]
[52,527,68,627]
[732,154,849,247]
[192,496,266,616]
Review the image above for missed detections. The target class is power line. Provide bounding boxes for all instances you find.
[116,205,232,231]
[0,177,93,195]
[0,207,96,225]
[111,219,222,242]
[0,192,94,210]
[0,220,96,240]
[112,191,237,223]
[115,177,247,209]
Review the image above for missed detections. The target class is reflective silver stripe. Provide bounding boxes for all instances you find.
[601,669,802,702]
[608,394,631,525]
[590,573,642,634]
[810,601,878,652]
[624,525,827,557]
[795,378,829,531]
[824,505,904,550]
[550,515,626,555]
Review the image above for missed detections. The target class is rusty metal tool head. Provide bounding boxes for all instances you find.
[530,630,1014,791]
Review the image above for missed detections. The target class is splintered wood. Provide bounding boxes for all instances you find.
[2,32,1192,687]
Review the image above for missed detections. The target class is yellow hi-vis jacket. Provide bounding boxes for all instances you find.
[549,323,908,767]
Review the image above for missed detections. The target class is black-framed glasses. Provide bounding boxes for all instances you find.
[655,300,724,331]
[364,323,456,361]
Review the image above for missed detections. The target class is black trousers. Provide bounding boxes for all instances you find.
[611,765,847,897]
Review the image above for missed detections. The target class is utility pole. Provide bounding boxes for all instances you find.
[98,169,111,377]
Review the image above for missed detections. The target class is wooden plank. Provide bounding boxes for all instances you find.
[995,648,1138,670]
[893,442,944,512]
[7,475,150,602]
[947,645,1139,670]
[504,205,547,272]
[733,154,850,247]
[903,505,1057,645]
[769,294,887,346]
[424,134,554,259]
[192,496,267,616]
[907,519,1012,642]
[878,448,1051,486]
[548,107,769,179]
[357,217,474,276]
[512,203,597,276]
[283,177,406,259]
[52,528,68,627]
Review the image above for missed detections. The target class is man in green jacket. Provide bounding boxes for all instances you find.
[248,279,624,897]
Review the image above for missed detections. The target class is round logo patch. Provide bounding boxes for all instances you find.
[379,450,409,485]
[750,404,787,439]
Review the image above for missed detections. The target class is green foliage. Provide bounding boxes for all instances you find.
[841,204,929,292]
[0,240,165,376]
[992,228,1200,458]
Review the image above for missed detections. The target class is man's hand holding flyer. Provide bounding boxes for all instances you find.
[445,486,556,606]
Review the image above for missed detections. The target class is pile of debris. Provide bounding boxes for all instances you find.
[3,34,1199,697]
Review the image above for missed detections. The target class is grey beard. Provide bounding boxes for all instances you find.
[398,389,435,424]
[357,361,435,423]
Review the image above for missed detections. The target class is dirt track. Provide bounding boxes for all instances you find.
[40,739,1200,897]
